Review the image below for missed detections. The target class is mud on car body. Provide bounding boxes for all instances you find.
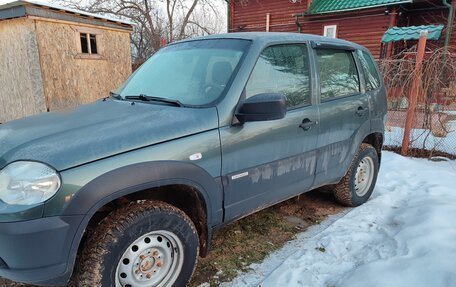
[0,32,386,286]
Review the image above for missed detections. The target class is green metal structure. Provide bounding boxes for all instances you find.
[306,0,413,14]
[381,25,444,43]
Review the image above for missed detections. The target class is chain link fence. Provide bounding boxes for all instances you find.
[379,47,456,159]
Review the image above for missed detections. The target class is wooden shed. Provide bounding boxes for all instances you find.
[229,0,456,59]
[0,0,133,123]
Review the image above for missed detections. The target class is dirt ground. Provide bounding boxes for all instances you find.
[0,189,346,287]
[384,145,456,160]
[189,188,346,286]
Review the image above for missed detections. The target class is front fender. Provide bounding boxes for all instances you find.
[61,161,222,222]
[48,161,223,285]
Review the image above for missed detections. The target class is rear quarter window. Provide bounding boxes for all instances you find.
[357,50,381,91]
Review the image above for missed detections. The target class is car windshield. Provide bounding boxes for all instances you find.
[116,39,251,106]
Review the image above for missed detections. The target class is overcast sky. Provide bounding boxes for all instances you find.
[0,0,227,13]
[0,0,228,32]
[0,0,48,4]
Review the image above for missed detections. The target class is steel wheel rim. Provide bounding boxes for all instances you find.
[354,156,374,197]
[115,230,184,287]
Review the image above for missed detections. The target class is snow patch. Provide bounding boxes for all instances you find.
[224,152,456,287]
[385,121,456,154]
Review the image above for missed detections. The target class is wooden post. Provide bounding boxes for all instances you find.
[266,13,270,32]
[401,30,428,156]
[386,7,398,58]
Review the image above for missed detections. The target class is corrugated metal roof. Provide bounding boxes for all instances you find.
[381,25,444,42]
[0,0,133,25]
[306,0,413,14]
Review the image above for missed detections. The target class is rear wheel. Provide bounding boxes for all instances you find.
[333,143,379,207]
[71,200,199,287]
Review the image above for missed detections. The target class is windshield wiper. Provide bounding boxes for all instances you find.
[109,91,122,100]
[124,94,183,107]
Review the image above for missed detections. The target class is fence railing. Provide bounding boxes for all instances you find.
[379,47,456,158]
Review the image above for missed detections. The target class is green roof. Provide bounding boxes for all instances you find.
[307,0,413,14]
[381,25,444,43]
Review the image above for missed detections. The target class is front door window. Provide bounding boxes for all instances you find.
[246,44,311,109]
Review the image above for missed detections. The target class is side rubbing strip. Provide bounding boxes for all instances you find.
[231,172,249,180]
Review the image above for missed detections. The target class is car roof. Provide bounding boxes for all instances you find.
[174,32,367,52]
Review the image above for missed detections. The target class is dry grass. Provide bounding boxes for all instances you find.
[379,47,456,157]
[384,145,456,160]
[189,189,346,286]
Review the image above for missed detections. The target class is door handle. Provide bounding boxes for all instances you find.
[356,106,368,117]
[299,118,317,131]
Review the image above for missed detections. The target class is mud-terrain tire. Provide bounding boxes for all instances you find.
[70,200,199,287]
[333,143,379,207]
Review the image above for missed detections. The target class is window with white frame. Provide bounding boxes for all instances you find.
[323,25,337,38]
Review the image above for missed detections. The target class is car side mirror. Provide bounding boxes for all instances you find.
[236,93,287,123]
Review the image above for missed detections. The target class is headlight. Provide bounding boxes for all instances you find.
[0,161,61,205]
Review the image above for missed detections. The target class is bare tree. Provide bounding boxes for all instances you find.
[55,0,226,67]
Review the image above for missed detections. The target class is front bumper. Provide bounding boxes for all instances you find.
[0,215,84,286]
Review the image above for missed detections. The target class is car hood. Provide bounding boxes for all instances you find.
[0,100,219,171]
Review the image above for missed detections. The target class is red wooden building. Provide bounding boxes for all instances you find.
[229,0,456,58]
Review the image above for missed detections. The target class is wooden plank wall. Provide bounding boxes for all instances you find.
[230,1,390,58]
[407,8,456,52]
[230,0,309,32]
[300,10,391,59]
[34,19,132,111]
[0,18,46,123]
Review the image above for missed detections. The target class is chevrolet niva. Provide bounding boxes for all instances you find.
[0,32,386,286]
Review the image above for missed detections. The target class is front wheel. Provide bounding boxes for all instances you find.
[333,143,379,207]
[71,200,199,287]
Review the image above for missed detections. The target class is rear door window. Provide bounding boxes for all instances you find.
[357,50,381,91]
[316,49,360,101]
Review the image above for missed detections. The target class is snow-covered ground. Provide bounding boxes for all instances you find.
[385,127,456,154]
[222,152,456,287]
[385,121,456,154]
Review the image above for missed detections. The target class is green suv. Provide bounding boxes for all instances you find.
[0,32,386,286]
